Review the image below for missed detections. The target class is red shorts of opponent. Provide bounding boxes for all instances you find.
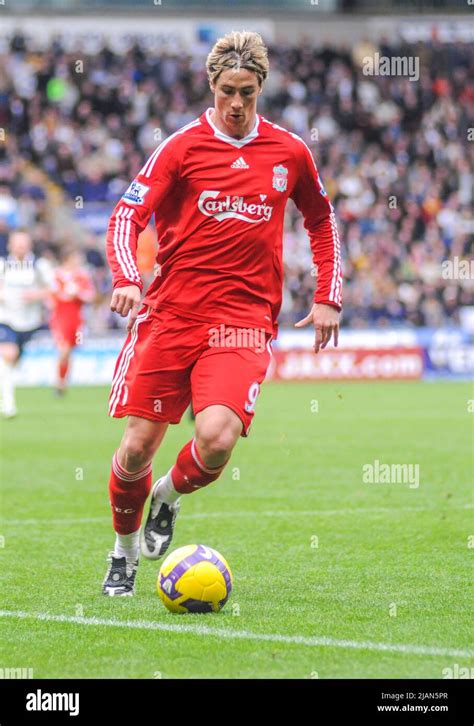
[108,306,273,436]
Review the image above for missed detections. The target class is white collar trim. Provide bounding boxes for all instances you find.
[206,108,259,148]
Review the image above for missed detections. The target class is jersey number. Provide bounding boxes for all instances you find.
[244,382,260,413]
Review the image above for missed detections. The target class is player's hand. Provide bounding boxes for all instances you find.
[294,303,340,354]
[110,285,142,331]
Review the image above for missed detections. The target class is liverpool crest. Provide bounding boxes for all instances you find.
[272,164,288,192]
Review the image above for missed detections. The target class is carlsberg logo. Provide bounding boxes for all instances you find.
[198,190,273,224]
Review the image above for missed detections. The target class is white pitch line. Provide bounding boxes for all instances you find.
[0,610,471,659]
[1,503,472,527]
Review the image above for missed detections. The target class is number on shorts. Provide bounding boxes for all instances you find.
[244,382,260,413]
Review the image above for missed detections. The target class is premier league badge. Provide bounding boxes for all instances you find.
[272,164,288,193]
[122,180,150,205]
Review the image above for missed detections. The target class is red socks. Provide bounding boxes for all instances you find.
[171,439,227,494]
[58,358,69,383]
[109,452,152,534]
[109,439,227,535]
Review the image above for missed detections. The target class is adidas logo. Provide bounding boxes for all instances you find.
[231,156,249,169]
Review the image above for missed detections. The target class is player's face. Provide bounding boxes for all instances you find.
[8,232,32,260]
[211,69,262,139]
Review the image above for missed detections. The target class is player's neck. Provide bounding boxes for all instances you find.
[209,109,257,140]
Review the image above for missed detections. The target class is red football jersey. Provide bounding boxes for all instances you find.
[50,267,95,326]
[106,108,342,337]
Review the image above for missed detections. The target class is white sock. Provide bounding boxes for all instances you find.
[153,468,181,506]
[0,359,16,415]
[114,529,140,562]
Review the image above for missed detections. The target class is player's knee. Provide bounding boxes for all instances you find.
[195,426,238,460]
[119,433,154,471]
[1,345,19,365]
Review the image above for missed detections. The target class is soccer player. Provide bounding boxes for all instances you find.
[102,31,342,596]
[0,229,53,418]
[50,245,95,395]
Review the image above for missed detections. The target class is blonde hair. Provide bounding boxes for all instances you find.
[206,30,269,87]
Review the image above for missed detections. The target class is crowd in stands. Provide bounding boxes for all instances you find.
[1,31,472,331]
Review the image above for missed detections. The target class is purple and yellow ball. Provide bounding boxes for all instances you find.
[157,544,233,614]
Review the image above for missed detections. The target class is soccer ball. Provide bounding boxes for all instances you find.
[157,544,233,614]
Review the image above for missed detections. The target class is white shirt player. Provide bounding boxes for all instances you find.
[0,254,53,332]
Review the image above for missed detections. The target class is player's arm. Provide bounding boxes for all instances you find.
[106,138,180,330]
[290,141,343,354]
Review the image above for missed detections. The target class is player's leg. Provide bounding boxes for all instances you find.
[55,343,72,395]
[103,415,169,596]
[51,316,79,395]
[151,403,242,499]
[104,306,196,594]
[0,336,21,418]
[140,404,242,560]
[0,326,42,416]
[141,331,272,560]
[195,404,243,466]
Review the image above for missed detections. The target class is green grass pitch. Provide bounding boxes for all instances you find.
[0,381,472,679]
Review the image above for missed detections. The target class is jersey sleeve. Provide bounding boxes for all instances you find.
[290,141,342,310]
[106,137,181,290]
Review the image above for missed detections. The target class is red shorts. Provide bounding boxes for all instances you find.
[108,306,273,436]
[50,317,81,348]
